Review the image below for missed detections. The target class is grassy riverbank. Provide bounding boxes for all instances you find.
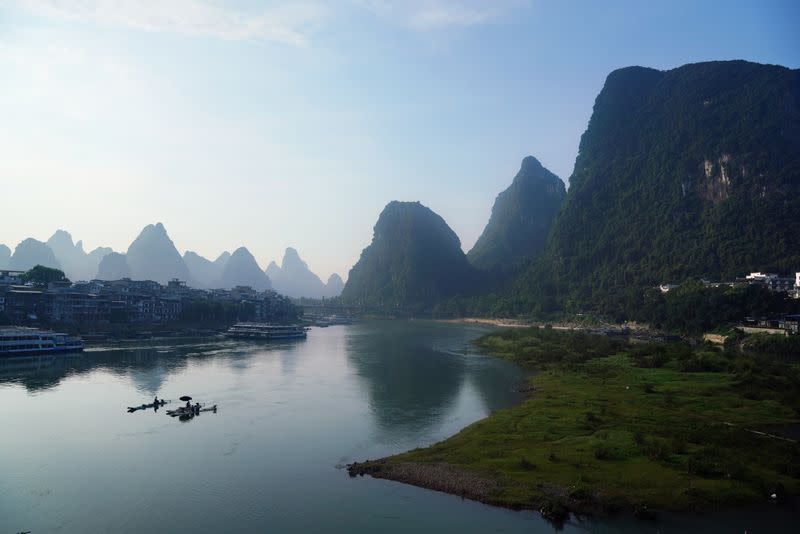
[349,328,800,521]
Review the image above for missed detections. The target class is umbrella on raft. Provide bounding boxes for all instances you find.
[179,396,192,401]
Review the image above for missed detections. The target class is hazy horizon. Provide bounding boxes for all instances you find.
[2,0,798,280]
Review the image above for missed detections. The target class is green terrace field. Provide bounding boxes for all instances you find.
[350,328,800,520]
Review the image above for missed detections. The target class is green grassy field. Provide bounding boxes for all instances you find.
[355,328,800,517]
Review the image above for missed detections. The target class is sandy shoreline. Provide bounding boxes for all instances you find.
[437,317,532,328]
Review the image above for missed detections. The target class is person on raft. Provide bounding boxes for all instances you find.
[185,400,192,410]
[153,396,159,406]
[194,402,201,414]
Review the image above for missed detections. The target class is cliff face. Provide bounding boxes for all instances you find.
[342,201,479,310]
[468,156,565,272]
[517,60,800,311]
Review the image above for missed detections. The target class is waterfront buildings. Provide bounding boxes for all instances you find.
[0,276,294,327]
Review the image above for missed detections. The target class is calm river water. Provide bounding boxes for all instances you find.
[1,321,795,533]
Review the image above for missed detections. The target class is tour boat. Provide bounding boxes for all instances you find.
[0,327,84,357]
[225,322,308,340]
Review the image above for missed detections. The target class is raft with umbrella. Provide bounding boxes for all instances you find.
[166,395,218,417]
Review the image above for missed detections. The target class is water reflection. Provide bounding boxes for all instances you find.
[345,321,520,443]
[0,338,303,394]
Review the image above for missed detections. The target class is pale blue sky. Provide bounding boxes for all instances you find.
[1,1,798,280]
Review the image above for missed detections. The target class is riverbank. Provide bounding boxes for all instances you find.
[348,327,800,524]
[439,316,657,334]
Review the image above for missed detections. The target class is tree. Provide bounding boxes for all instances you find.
[22,265,70,288]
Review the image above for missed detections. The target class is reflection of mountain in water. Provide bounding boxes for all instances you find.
[346,321,468,442]
[464,350,527,411]
[345,321,525,444]
[0,339,293,394]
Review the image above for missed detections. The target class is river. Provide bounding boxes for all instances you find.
[0,321,795,532]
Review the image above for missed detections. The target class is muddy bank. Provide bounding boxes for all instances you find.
[347,460,614,524]
[347,461,499,501]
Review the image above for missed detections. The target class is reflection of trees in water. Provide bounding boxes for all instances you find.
[0,339,288,394]
[345,322,467,443]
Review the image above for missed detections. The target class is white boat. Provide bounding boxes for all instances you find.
[225,322,308,340]
[0,327,84,357]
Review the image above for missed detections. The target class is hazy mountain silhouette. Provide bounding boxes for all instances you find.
[265,260,281,279]
[126,223,190,284]
[184,250,230,288]
[267,247,339,298]
[46,230,112,281]
[0,244,10,269]
[468,156,565,272]
[88,246,113,266]
[96,252,131,280]
[325,273,345,297]
[215,247,271,291]
[8,238,61,272]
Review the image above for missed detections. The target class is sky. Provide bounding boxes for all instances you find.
[1,1,798,281]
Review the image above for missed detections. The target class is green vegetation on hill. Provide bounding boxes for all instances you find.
[342,201,481,312]
[637,281,800,333]
[517,61,800,316]
[339,61,799,322]
[352,328,800,519]
[467,156,565,273]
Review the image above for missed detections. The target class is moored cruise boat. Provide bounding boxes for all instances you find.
[226,322,308,340]
[0,327,85,357]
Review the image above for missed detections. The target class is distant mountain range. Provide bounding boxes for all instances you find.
[97,252,130,280]
[341,60,800,315]
[1,224,345,297]
[46,230,111,282]
[267,247,343,299]
[9,59,793,316]
[8,238,61,272]
[215,247,272,291]
[183,250,230,288]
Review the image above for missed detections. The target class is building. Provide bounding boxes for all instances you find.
[778,315,800,335]
[1,276,295,327]
[0,270,25,286]
[795,273,800,299]
[48,290,113,324]
[744,272,797,293]
[1,286,47,323]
